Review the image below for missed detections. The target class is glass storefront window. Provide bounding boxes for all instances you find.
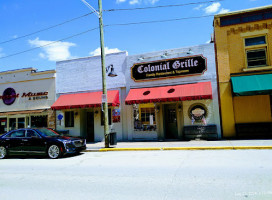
[9,118,16,131]
[0,118,7,134]
[134,104,156,131]
[31,115,48,128]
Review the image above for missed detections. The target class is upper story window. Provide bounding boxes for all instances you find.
[244,36,268,68]
[220,9,272,27]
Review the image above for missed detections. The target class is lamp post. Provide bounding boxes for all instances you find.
[81,0,109,148]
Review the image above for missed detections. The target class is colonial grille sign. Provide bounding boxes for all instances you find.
[131,55,207,81]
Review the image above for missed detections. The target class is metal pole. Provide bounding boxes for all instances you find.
[98,0,109,148]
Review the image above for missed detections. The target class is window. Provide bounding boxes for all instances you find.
[5,130,26,138]
[26,130,39,138]
[134,104,156,131]
[65,111,74,127]
[140,108,156,125]
[31,116,47,128]
[244,36,268,68]
[101,109,112,126]
[220,9,272,26]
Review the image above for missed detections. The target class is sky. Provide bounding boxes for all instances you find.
[0,0,271,72]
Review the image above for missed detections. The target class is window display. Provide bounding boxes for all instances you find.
[133,104,156,131]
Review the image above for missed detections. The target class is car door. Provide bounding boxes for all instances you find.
[23,130,47,154]
[3,130,26,154]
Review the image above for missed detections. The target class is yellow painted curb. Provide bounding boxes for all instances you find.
[163,146,234,150]
[99,147,162,152]
[234,146,272,150]
[85,146,272,152]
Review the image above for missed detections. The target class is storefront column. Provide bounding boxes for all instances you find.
[156,103,164,140]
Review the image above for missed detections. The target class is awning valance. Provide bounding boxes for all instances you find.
[231,74,272,96]
[125,82,212,105]
[51,90,119,110]
[0,109,48,116]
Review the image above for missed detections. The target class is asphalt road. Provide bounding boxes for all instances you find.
[0,150,272,200]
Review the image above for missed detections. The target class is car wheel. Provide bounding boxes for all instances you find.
[48,145,61,159]
[0,146,7,159]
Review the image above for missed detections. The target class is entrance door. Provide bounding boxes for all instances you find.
[86,112,94,142]
[164,104,178,139]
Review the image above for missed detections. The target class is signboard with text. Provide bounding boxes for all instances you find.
[131,55,207,81]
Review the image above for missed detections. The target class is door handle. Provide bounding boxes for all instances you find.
[22,139,28,142]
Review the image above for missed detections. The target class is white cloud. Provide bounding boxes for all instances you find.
[28,37,76,62]
[90,47,122,56]
[219,8,230,14]
[116,0,126,3]
[194,4,204,10]
[129,0,140,5]
[204,2,221,14]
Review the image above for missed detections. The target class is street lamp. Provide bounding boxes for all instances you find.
[81,0,110,148]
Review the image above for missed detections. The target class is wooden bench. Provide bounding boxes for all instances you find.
[183,125,218,140]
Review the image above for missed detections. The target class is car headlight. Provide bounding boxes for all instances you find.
[58,139,72,148]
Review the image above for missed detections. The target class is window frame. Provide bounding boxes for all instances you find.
[139,106,156,125]
[244,35,270,69]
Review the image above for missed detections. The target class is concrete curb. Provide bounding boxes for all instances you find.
[84,146,272,152]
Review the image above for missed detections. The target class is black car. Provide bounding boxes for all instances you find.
[0,128,86,159]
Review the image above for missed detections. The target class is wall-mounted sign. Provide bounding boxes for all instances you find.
[0,88,19,105]
[112,109,120,123]
[0,88,49,106]
[131,55,207,81]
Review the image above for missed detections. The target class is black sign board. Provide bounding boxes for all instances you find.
[131,55,207,81]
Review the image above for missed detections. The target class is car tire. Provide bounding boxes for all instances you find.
[47,145,62,159]
[0,146,7,159]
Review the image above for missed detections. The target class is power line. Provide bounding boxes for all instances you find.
[104,0,223,12]
[0,1,221,45]
[0,14,215,60]
[0,27,99,60]
[105,14,214,27]
[0,12,95,45]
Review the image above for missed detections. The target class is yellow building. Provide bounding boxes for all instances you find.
[214,6,272,138]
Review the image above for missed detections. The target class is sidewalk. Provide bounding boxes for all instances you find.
[85,139,272,152]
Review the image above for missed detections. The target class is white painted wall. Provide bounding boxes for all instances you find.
[56,51,127,94]
[0,68,56,112]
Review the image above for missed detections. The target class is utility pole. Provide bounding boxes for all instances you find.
[81,0,109,148]
[98,0,109,148]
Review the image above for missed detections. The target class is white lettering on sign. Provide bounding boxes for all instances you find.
[137,59,199,73]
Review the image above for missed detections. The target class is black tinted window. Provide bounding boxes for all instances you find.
[26,130,39,137]
[8,130,25,138]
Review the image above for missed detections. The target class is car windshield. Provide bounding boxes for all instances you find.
[37,128,59,137]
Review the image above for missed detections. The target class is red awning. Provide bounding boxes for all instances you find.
[125,82,212,105]
[51,90,119,110]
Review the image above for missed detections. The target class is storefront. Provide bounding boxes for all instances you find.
[125,44,221,141]
[0,68,56,134]
[52,52,127,142]
[214,6,272,138]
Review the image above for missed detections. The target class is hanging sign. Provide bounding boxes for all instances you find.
[131,55,207,81]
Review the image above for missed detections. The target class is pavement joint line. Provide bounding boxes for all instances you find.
[83,146,272,152]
